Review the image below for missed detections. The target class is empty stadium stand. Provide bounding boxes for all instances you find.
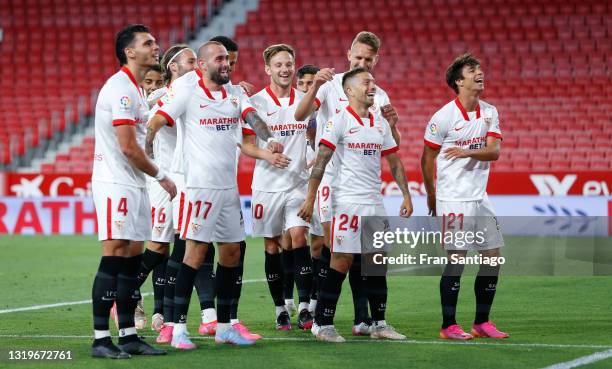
[0,0,209,168]
[2,0,610,173]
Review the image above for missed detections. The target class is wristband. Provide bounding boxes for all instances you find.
[154,168,165,181]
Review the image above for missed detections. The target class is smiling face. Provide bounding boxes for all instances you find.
[127,32,159,68]
[265,50,295,89]
[347,42,379,72]
[142,69,163,95]
[296,73,315,93]
[227,50,238,74]
[345,71,377,108]
[456,64,484,93]
[168,49,197,81]
[199,43,230,85]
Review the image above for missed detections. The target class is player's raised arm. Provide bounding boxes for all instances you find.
[145,113,168,158]
[239,131,291,169]
[297,143,334,222]
[421,145,439,216]
[443,136,501,161]
[381,104,401,145]
[294,67,334,121]
[116,123,176,199]
[244,110,284,153]
[385,152,413,217]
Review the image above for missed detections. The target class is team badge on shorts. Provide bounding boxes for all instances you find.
[154,226,164,237]
[114,220,125,231]
[191,222,202,234]
[320,206,329,218]
[335,235,344,245]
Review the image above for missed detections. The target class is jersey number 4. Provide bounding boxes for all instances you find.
[114,197,128,216]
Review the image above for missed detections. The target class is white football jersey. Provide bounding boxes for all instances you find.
[320,106,398,204]
[248,87,309,192]
[314,72,391,178]
[424,98,502,201]
[155,69,255,189]
[147,86,177,173]
[92,66,149,187]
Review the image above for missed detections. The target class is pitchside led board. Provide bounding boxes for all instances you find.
[0,195,610,236]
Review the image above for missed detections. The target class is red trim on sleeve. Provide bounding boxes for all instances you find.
[424,139,442,149]
[112,119,136,126]
[242,127,256,135]
[155,110,175,127]
[381,146,399,157]
[314,97,321,110]
[486,132,502,139]
[241,107,256,121]
[106,197,112,239]
[319,139,336,151]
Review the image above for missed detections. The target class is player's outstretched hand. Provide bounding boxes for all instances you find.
[266,141,284,153]
[444,147,469,160]
[239,81,255,95]
[399,196,413,218]
[266,152,291,169]
[297,200,314,223]
[159,177,177,200]
[314,68,335,87]
[381,104,399,128]
[427,193,436,216]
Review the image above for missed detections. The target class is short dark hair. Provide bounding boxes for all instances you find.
[147,64,162,74]
[342,67,369,90]
[115,24,150,66]
[210,36,238,52]
[297,64,319,79]
[446,53,481,94]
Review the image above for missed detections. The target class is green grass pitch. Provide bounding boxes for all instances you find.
[0,235,610,369]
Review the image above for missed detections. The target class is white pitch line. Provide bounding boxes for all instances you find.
[0,334,611,351]
[0,279,267,315]
[539,349,612,369]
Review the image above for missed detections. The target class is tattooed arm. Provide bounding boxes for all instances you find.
[297,144,334,222]
[244,110,284,153]
[385,152,413,217]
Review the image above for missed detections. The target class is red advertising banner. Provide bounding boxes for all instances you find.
[1,171,611,197]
